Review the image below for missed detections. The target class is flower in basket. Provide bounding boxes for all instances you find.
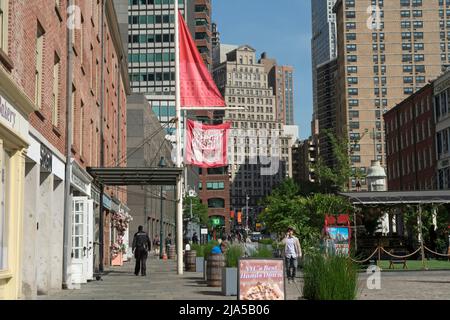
[111,242,122,258]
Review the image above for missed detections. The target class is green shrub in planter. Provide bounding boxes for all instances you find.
[191,244,204,257]
[204,240,219,261]
[225,245,244,268]
[303,254,358,300]
[258,239,273,246]
[250,245,273,258]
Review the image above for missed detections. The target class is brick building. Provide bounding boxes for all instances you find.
[384,83,436,191]
[0,0,130,298]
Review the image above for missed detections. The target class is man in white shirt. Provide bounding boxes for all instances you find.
[282,226,302,284]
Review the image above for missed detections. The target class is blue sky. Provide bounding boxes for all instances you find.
[212,0,312,139]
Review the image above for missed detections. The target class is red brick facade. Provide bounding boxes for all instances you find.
[4,1,129,269]
[198,167,231,235]
[6,0,68,153]
[384,83,437,191]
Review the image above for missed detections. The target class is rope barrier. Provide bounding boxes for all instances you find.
[349,247,379,263]
[380,247,421,258]
[424,246,450,257]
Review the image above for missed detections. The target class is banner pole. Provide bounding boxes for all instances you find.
[174,0,184,275]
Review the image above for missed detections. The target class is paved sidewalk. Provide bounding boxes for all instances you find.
[40,256,303,300]
[39,256,450,300]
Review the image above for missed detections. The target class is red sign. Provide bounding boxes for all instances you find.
[238,259,285,300]
[185,120,230,168]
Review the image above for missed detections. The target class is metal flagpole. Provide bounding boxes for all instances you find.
[174,0,184,275]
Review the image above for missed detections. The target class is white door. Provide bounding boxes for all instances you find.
[86,199,94,281]
[71,197,88,284]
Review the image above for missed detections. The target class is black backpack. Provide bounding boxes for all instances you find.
[135,232,149,250]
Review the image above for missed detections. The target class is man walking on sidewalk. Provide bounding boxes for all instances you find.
[282,226,302,284]
[132,226,152,276]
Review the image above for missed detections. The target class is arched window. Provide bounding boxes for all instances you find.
[208,198,225,208]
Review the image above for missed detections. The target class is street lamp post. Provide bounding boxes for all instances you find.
[159,157,166,259]
[245,193,249,231]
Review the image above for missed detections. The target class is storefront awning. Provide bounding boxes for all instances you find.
[339,191,450,205]
[87,167,183,186]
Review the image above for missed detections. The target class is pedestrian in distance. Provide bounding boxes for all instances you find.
[282,226,302,284]
[192,232,199,245]
[211,241,228,254]
[132,226,152,276]
[165,233,173,253]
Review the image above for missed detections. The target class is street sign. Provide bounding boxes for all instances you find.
[201,228,208,235]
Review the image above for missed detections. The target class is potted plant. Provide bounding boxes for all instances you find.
[191,244,205,273]
[222,244,244,296]
[203,241,218,281]
[250,245,274,258]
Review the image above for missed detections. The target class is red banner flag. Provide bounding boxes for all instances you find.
[178,11,226,109]
[185,120,230,168]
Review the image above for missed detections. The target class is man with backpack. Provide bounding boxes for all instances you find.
[132,226,152,276]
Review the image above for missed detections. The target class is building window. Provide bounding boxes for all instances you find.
[403,76,413,84]
[348,88,358,95]
[35,23,45,109]
[414,32,423,39]
[415,65,425,73]
[206,182,225,190]
[347,66,358,73]
[52,53,60,127]
[351,156,361,163]
[401,32,411,40]
[347,77,358,84]
[208,198,225,208]
[346,44,357,51]
[0,0,9,53]
[349,121,360,129]
[346,33,356,41]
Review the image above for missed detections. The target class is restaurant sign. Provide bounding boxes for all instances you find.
[238,259,285,300]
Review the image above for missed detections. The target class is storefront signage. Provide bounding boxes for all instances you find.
[0,95,29,139]
[238,259,285,300]
[111,198,120,213]
[71,171,89,195]
[102,194,112,210]
[91,186,101,205]
[325,226,350,256]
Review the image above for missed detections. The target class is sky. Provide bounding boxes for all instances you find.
[212,0,313,139]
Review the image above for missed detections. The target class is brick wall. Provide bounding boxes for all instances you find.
[7,0,68,153]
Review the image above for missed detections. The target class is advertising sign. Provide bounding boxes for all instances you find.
[238,259,285,300]
[325,226,350,256]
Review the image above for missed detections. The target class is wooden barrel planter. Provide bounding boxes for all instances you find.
[168,245,176,259]
[207,253,225,287]
[185,250,197,271]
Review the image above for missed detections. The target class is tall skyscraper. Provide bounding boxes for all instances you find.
[316,58,338,168]
[334,0,445,190]
[260,53,295,126]
[120,0,212,131]
[311,0,337,135]
[213,45,291,222]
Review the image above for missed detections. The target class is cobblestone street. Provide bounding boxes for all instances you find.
[39,255,450,300]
